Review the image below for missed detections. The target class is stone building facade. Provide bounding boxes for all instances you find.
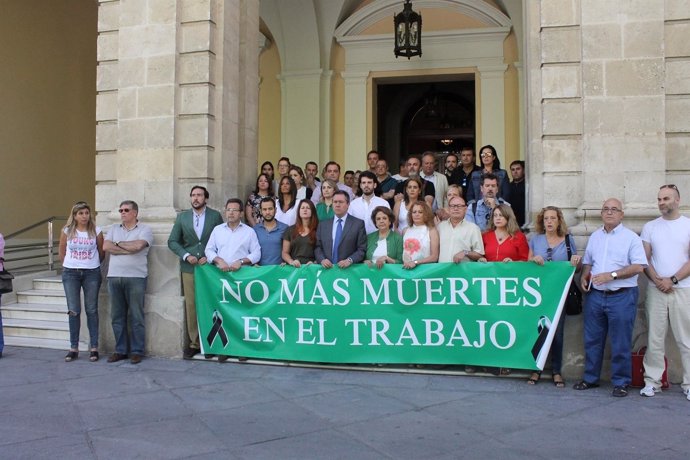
[2,1,687,379]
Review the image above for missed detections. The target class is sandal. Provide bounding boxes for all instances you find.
[64,351,78,362]
[527,372,541,385]
[89,351,99,362]
[552,373,565,388]
[573,380,599,390]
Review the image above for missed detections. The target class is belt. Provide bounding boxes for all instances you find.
[598,287,631,295]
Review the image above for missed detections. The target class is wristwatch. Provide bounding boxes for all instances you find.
[671,275,679,285]
[611,272,618,280]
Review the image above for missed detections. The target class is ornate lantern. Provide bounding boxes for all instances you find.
[394,0,422,59]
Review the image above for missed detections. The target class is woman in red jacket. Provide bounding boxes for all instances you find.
[479,204,528,262]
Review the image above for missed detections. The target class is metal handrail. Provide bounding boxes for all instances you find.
[4,216,67,271]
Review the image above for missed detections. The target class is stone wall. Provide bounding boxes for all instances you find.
[527,0,690,382]
[94,0,260,357]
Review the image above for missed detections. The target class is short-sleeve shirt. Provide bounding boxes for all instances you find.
[582,223,647,290]
[641,215,690,288]
[106,223,154,278]
[528,234,577,262]
[283,226,316,264]
[437,219,484,263]
[254,221,288,265]
[63,227,102,269]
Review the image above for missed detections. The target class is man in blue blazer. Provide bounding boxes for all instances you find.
[167,186,224,359]
[315,190,367,268]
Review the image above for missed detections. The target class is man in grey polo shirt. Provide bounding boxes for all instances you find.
[103,200,153,365]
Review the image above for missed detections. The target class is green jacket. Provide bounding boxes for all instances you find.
[365,230,403,264]
[167,207,224,273]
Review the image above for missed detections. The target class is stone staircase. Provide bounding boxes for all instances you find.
[2,275,87,350]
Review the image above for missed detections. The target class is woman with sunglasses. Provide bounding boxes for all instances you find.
[466,144,510,202]
[526,206,582,387]
[59,202,105,362]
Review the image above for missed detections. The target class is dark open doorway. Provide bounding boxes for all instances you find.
[374,76,475,172]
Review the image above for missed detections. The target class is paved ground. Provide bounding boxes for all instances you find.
[0,346,687,460]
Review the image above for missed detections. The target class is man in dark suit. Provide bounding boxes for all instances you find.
[315,191,367,268]
[167,185,224,359]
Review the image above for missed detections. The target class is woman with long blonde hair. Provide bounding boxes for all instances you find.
[59,201,105,362]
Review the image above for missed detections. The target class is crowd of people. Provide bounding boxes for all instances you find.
[17,147,687,403]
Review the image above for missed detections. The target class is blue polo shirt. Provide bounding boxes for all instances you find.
[254,221,288,265]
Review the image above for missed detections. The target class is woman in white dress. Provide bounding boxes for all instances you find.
[402,200,439,269]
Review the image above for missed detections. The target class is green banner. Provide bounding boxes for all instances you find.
[195,262,574,370]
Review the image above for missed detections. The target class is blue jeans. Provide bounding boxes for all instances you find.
[0,295,4,353]
[108,277,147,355]
[583,287,638,387]
[62,267,102,349]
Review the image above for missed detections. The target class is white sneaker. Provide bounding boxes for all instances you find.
[684,388,690,401]
[639,385,659,397]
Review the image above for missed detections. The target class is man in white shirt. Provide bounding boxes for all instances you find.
[205,198,261,272]
[574,198,647,397]
[639,185,690,401]
[204,198,261,362]
[437,196,484,263]
[421,151,448,210]
[348,171,390,235]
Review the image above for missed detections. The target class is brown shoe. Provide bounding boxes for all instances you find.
[107,353,128,363]
[217,355,229,363]
[130,354,142,364]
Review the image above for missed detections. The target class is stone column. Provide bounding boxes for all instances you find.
[341,71,368,172]
[279,69,325,166]
[477,64,508,160]
[95,0,260,357]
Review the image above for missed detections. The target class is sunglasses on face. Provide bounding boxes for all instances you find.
[118,208,132,213]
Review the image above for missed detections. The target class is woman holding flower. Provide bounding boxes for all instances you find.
[402,201,439,269]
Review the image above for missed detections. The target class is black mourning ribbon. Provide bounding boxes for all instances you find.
[206,310,229,348]
[531,315,551,361]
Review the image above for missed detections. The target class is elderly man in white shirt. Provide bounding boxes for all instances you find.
[437,196,484,263]
[205,198,261,272]
[421,151,448,211]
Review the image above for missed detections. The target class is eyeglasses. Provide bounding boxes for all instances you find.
[118,208,132,213]
[448,204,467,209]
[226,208,241,213]
[546,248,553,262]
[480,153,493,158]
[601,207,622,213]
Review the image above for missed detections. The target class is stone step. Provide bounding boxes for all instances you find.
[1,302,68,322]
[2,318,70,341]
[16,289,67,306]
[33,276,64,291]
[2,335,88,351]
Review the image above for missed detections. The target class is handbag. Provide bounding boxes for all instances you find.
[0,269,14,294]
[0,256,13,294]
[564,235,582,315]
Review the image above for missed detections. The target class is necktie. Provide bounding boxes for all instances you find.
[332,218,343,262]
[195,214,202,239]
